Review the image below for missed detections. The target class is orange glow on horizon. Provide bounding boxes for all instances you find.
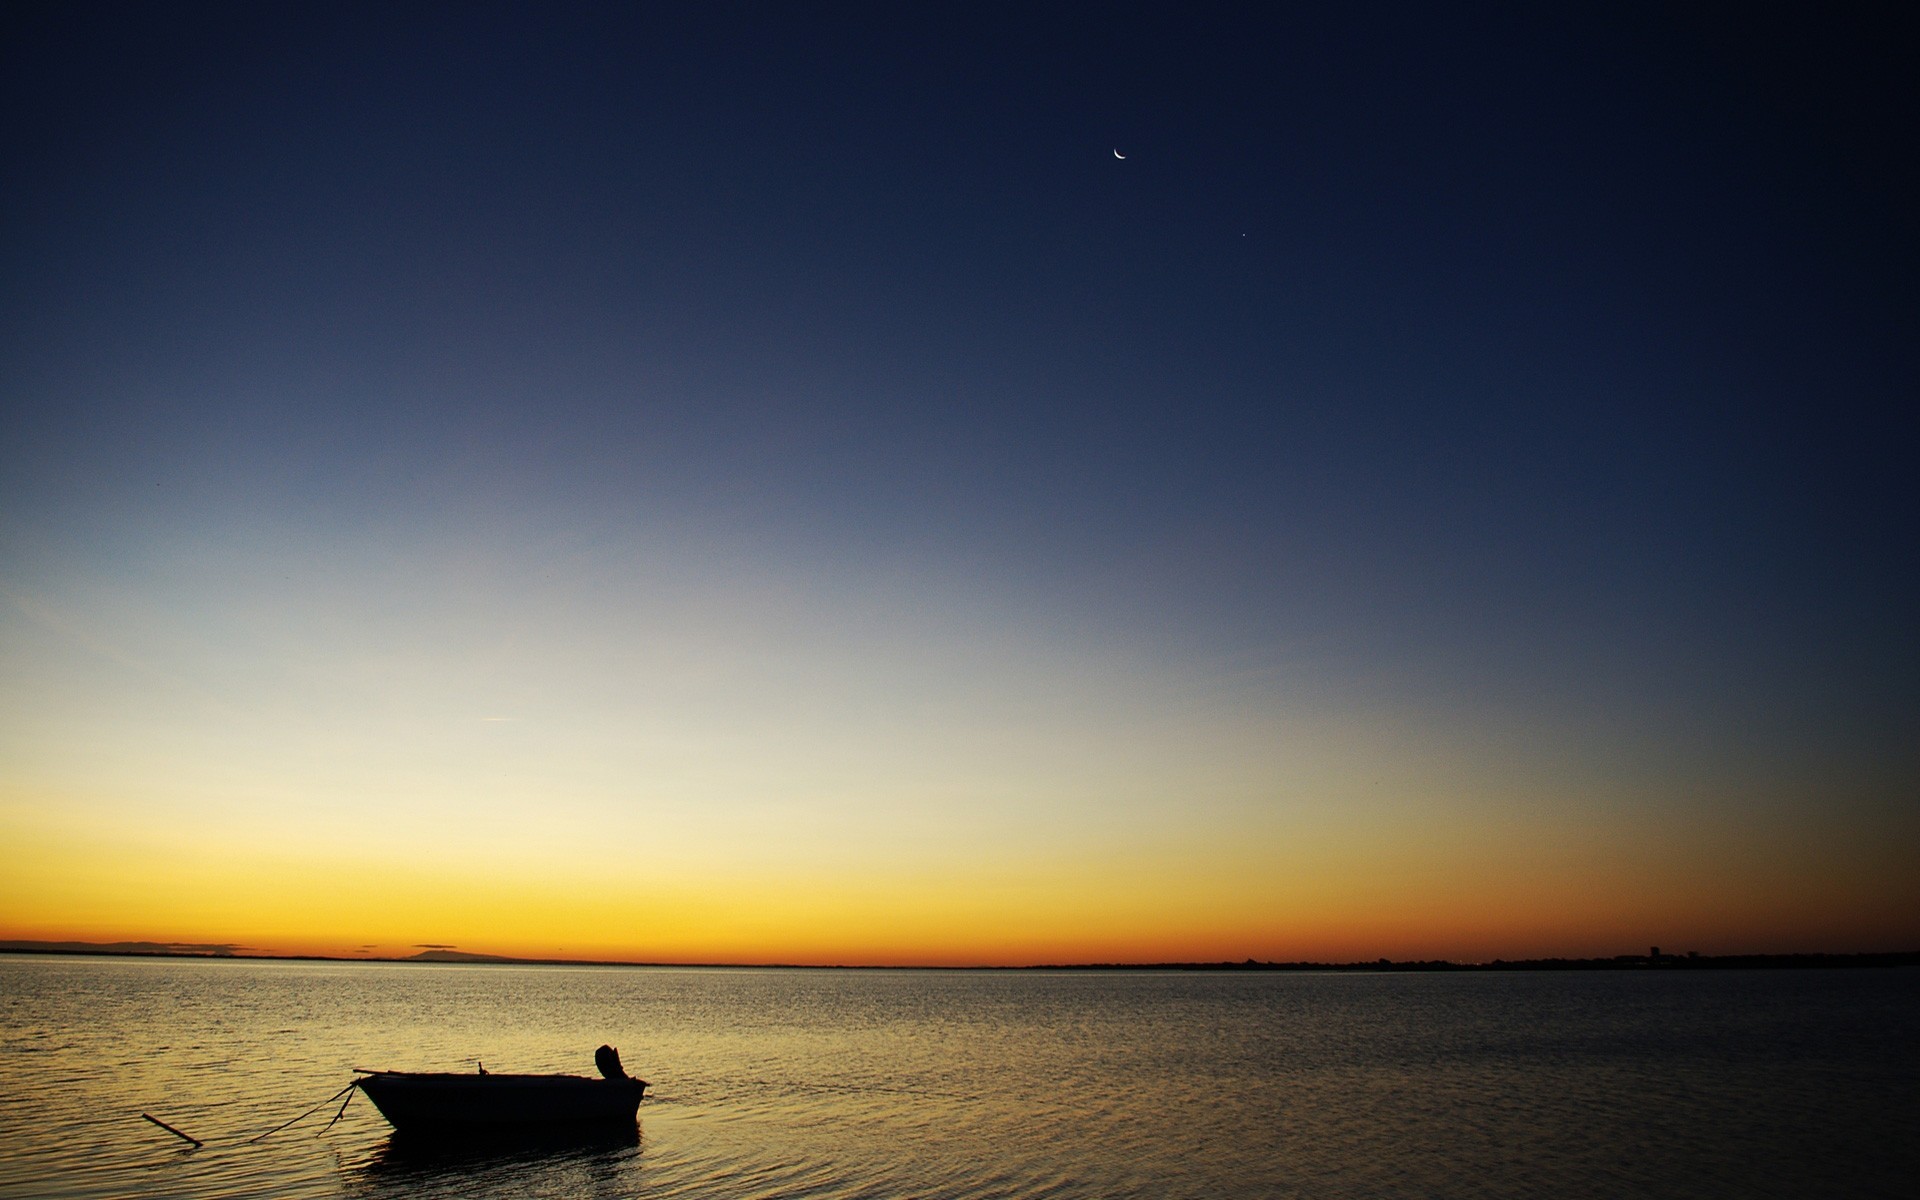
[7,858,1914,969]
[6,698,1916,969]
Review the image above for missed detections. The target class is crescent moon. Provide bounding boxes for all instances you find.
[1113,149,1126,159]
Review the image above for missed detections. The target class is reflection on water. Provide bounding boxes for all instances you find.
[349,1127,641,1199]
[365,1125,640,1169]
[1,956,1916,1199]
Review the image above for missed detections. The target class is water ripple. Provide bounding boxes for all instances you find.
[2,959,1916,1200]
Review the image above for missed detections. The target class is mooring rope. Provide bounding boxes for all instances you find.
[141,1079,361,1150]
[243,1080,360,1143]
[318,1084,358,1133]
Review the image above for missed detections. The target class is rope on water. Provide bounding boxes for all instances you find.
[318,1084,357,1133]
[140,1080,361,1148]
[243,1081,360,1144]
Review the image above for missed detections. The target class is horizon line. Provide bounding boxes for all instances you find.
[4,941,1916,972]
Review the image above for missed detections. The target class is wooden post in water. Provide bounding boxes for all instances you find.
[141,1113,203,1148]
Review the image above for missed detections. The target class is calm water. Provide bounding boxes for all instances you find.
[0,957,1914,1199]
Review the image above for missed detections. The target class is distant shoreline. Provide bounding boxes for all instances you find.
[3,941,1915,972]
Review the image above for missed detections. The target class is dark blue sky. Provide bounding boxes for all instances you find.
[3,3,1915,956]
[13,5,1912,679]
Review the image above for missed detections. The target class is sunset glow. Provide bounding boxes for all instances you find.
[3,5,1914,967]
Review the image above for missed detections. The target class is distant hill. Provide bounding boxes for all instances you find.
[401,949,526,963]
[0,939,541,965]
[0,939,242,956]
[0,939,535,964]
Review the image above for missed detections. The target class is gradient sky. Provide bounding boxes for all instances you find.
[3,3,1915,964]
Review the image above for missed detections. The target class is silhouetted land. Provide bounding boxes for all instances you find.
[3,941,1916,971]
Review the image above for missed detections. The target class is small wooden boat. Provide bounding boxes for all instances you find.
[354,1045,648,1137]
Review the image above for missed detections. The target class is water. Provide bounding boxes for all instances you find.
[1,956,1913,1199]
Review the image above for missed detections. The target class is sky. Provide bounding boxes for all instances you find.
[2,2,1915,965]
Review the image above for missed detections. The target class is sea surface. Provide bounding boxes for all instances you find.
[0,955,1914,1199]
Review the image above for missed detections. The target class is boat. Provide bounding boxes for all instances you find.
[353,1045,648,1137]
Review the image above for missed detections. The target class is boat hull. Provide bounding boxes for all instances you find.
[357,1072,647,1136]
